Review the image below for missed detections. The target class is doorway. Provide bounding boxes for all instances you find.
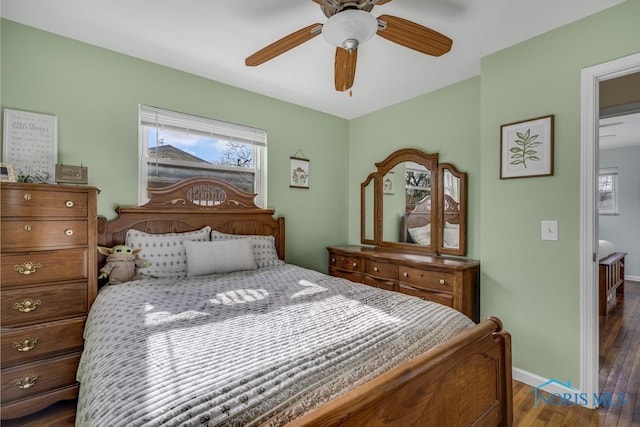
[580,52,640,407]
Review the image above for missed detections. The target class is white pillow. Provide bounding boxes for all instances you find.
[408,225,431,246]
[443,228,460,248]
[183,239,257,276]
[125,226,211,277]
[210,230,284,268]
[445,221,460,229]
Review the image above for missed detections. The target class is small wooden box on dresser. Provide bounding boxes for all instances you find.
[328,245,480,323]
[1,182,98,422]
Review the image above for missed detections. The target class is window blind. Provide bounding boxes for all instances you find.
[139,105,266,146]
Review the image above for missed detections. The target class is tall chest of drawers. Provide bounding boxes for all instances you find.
[328,245,480,323]
[1,183,98,420]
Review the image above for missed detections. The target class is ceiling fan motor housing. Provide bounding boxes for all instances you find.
[321,1,375,18]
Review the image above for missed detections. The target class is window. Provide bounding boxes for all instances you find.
[138,105,266,206]
[598,167,618,215]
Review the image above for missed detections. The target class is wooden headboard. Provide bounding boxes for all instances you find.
[401,196,431,243]
[400,194,460,243]
[97,178,285,264]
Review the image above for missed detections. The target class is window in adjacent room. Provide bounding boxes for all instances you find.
[138,105,266,206]
[598,167,618,215]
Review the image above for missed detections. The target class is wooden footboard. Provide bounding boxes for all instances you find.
[291,317,512,426]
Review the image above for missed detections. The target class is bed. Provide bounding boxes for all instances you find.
[83,177,512,426]
[598,240,626,315]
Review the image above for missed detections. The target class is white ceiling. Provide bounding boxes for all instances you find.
[0,0,626,119]
[600,111,640,150]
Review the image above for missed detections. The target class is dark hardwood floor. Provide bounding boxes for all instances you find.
[4,281,639,426]
[514,280,640,426]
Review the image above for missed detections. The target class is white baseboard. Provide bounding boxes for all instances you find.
[512,367,580,396]
[625,275,640,282]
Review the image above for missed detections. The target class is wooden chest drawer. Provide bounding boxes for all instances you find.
[363,275,396,291]
[1,318,86,367]
[399,283,454,308]
[1,353,81,404]
[1,249,88,288]
[1,188,88,218]
[1,220,87,251]
[1,283,87,326]
[329,252,363,272]
[329,267,362,283]
[365,259,397,280]
[398,265,454,292]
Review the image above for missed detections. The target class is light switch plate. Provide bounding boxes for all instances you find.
[541,220,558,241]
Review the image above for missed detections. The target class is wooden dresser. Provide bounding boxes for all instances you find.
[1,183,97,420]
[328,245,480,323]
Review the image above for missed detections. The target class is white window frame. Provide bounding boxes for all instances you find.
[138,105,266,206]
[598,167,618,215]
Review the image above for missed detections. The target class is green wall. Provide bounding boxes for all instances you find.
[479,0,640,385]
[0,19,349,272]
[348,77,482,257]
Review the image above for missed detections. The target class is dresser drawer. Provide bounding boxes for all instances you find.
[1,220,87,251]
[1,249,88,288]
[1,318,85,367]
[329,253,363,272]
[363,275,396,291]
[365,259,397,280]
[1,353,81,404]
[398,266,454,292]
[1,283,87,326]
[1,188,88,218]
[329,267,362,283]
[399,283,454,308]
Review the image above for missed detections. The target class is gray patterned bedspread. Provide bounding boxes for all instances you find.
[76,264,473,427]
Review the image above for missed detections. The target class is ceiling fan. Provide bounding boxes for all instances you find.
[245,0,453,92]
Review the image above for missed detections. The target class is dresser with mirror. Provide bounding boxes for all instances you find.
[328,148,480,322]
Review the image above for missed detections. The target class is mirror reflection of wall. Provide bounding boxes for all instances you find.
[382,165,405,242]
[363,178,375,242]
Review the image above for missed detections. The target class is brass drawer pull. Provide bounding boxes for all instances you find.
[352,262,357,268]
[65,200,74,208]
[14,375,39,389]
[331,258,336,263]
[373,267,379,272]
[13,298,41,313]
[439,279,446,285]
[13,261,42,275]
[13,338,40,352]
[23,224,32,232]
[65,229,74,236]
[403,272,409,277]
[23,192,32,201]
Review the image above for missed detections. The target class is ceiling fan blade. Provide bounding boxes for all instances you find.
[245,24,322,66]
[311,0,323,4]
[334,47,357,92]
[376,14,452,56]
[374,0,393,4]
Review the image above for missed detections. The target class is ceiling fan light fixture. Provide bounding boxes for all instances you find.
[322,9,378,51]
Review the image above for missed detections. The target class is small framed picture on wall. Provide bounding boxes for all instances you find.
[500,115,554,179]
[290,156,309,189]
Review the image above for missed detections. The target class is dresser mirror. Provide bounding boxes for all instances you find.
[361,148,467,256]
[438,163,467,255]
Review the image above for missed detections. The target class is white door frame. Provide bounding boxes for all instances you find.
[580,52,640,408]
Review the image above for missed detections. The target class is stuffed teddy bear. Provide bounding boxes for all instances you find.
[97,245,148,285]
